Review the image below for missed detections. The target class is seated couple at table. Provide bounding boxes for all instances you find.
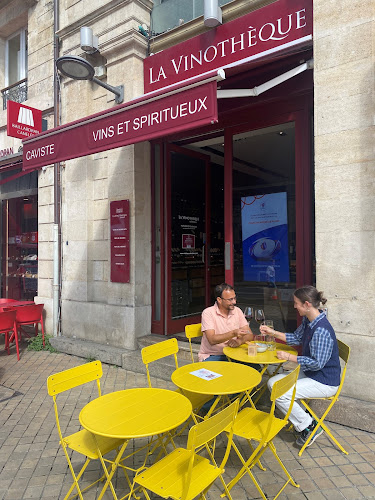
[198,283,341,450]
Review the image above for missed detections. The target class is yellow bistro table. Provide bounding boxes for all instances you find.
[223,342,298,403]
[171,361,261,418]
[79,387,192,500]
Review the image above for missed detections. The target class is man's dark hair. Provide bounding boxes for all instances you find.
[215,283,234,300]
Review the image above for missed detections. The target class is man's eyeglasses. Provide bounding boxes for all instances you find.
[220,296,237,302]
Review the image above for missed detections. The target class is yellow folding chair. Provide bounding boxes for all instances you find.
[135,400,239,500]
[223,365,301,500]
[185,323,202,363]
[298,339,350,456]
[141,338,212,422]
[47,361,124,500]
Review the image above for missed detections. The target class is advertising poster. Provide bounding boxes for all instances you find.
[241,193,289,282]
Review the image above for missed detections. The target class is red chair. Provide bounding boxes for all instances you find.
[15,303,45,346]
[0,310,19,360]
[0,299,17,304]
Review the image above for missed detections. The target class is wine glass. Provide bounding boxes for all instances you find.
[243,307,253,327]
[255,309,265,341]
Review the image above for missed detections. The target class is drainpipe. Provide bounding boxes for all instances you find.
[53,0,61,336]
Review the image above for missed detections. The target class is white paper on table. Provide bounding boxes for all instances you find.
[190,368,223,381]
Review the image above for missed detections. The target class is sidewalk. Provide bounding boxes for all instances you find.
[1,345,375,499]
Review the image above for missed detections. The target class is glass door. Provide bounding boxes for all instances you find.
[166,144,219,334]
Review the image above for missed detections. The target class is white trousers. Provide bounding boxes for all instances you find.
[267,371,338,432]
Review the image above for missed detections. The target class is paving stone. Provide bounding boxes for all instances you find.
[347,474,370,487]
[305,492,326,500]
[21,485,45,499]
[339,464,361,475]
[321,489,345,499]
[358,485,375,498]
[331,475,354,488]
[340,487,365,499]
[4,489,27,500]
[356,461,375,473]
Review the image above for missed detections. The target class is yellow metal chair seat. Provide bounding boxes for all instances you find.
[135,400,239,500]
[135,448,222,500]
[231,407,287,443]
[63,429,124,459]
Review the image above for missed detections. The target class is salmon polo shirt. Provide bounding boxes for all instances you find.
[198,303,248,362]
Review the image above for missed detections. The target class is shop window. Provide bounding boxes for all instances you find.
[1,195,38,300]
[2,28,28,110]
[232,122,297,333]
[151,0,233,35]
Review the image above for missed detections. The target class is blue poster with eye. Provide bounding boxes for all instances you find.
[241,193,290,282]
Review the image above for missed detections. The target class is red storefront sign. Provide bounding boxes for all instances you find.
[7,101,42,139]
[144,0,312,93]
[110,200,130,283]
[22,78,219,171]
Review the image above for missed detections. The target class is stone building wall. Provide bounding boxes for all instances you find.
[55,0,153,349]
[0,1,55,331]
[313,0,375,401]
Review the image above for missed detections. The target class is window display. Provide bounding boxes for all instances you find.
[1,196,38,300]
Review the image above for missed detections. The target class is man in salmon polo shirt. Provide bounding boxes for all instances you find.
[198,283,254,362]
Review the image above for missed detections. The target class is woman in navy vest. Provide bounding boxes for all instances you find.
[260,285,340,448]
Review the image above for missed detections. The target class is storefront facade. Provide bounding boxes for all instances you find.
[148,0,314,339]
[0,0,374,409]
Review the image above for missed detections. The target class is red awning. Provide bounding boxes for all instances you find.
[0,153,33,186]
[22,70,224,171]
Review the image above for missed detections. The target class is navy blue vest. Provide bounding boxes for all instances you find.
[302,316,340,386]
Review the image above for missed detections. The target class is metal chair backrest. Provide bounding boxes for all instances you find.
[270,365,300,427]
[333,339,350,398]
[141,338,179,388]
[47,360,103,398]
[15,303,44,323]
[183,400,239,499]
[0,310,17,332]
[185,323,202,363]
[338,339,350,365]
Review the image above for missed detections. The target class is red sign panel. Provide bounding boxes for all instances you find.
[7,101,42,139]
[110,200,130,283]
[22,80,218,171]
[144,0,312,93]
[182,234,195,249]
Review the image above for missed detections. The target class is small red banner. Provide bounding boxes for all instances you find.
[7,101,42,139]
[110,200,130,283]
[22,80,218,171]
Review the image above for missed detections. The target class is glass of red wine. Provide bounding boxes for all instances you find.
[255,309,265,341]
[243,307,253,327]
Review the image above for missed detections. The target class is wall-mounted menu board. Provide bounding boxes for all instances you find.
[110,200,130,283]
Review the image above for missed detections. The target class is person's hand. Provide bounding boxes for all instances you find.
[237,330,252,343]
[260,324,273,335]
[227,337,242,347]
[232,328,247,337]
[276,350,289,360]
